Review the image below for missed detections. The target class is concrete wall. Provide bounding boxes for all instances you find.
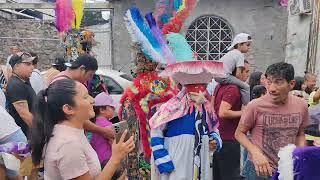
[0,19,63,70]
[0,19,112,70]
[112,0,288,73]
[285,14,311,77]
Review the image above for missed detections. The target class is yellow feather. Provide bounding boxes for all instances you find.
[177,0,186,13]
[71,0,84,29]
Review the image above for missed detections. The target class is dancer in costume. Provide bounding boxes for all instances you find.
[55,0,96,61]
[119,44,178,179]
[149,60,224,180]
[121,1,200,178]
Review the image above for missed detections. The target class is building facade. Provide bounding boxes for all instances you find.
[0,0,288,73]
[112,0,288,73]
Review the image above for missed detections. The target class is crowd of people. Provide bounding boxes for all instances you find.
[0,49,132,180]
[0,31,319,180]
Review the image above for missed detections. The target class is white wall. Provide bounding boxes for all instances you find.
[285,13,311,77]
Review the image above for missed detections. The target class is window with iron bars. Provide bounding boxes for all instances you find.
[186,15,233,61]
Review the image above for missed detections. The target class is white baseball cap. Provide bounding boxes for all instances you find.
[227,33,252,51]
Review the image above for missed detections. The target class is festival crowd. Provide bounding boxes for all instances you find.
[0,32,319,180]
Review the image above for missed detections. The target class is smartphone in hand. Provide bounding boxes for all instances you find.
[112,121,131,143]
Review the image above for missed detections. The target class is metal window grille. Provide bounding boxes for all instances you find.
[186,15,233,60]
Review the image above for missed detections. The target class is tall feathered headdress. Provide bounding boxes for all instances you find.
[125,7,182,65]
[161,0,199,34]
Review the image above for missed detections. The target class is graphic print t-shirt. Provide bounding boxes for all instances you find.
[239,94,308,167]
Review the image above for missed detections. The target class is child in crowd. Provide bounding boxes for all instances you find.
[90,92,118,164]
[251,85,267,100]
[216,33,252,105]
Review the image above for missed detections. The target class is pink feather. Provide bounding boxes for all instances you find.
[55,0,75,33]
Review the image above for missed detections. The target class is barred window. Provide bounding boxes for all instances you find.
[186,15,233,60]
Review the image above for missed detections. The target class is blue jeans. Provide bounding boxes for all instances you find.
[241,148,249,177]
[242,160,271,180]
[0,129,27,178]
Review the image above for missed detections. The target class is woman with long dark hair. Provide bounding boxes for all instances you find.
[29,79,134,180]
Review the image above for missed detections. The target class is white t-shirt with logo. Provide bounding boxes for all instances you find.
[220,49,246,75]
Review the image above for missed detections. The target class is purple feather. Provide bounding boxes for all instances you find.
[145,12,176,65]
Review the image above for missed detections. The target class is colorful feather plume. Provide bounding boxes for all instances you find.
[154,0,173,29]
[55,0,74,33]
[154,0,184,28]
[125,7,165,64]
[162,0,198,34]
[173,0,183,11]
[145,12,176,65]
[71,0,84,29]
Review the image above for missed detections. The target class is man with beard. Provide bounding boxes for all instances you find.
[235,62,308,179]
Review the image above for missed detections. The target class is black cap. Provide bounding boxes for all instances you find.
[52,57,67,66]
[9,52,35,67]
[69,54,98,71]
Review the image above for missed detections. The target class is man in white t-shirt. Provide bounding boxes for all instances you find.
[0,105,27,179]
[29,52,46,94]
[0,88,6,108]
[215,33,252,105]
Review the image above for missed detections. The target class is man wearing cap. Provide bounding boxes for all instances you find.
[91,92,119,164]
[212,60,250,180]
[215,33,252,105]
[43,57,68,87]
[51,54,114,139]
[6,52,36,137]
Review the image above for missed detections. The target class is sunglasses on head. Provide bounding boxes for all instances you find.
[16,52,32,58]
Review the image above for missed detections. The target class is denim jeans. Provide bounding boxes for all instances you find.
[242,160,271,180]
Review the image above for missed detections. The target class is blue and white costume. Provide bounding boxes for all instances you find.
[151,107,222,180]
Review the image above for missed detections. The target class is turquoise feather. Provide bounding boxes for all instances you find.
[166,33,194,61]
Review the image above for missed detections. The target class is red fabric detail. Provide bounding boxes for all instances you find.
[185,84,207,93]
[118,72,178,159]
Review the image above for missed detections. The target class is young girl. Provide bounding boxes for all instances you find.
[91,92,118,164]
